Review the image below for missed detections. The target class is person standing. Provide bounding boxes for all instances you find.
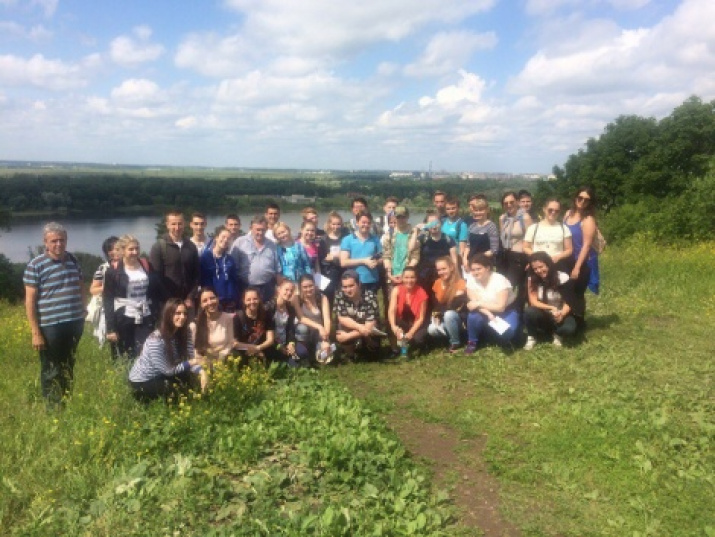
[104,235,162,359]
[24,222,86,408]
[230,215,281,303]
[433,191,447,221]
[224,214,243,243]
[339,210,382,292]
[382,206,419,289]
[189,212,209,256]
[149,210,200,311]
[441,197,469,260]
[264,203,281,242]
[410,210,458,293]
[200,226,240,312]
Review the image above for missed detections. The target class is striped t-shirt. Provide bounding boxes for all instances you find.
[23,253,84,327]
[128,331,195,383]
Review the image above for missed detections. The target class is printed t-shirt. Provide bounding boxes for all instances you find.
[466,272,516,308]
[524,222,572,257]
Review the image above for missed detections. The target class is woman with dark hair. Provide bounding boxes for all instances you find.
[523,198,574,273]
[266,279,309,366]
[104,235,163,359]
[427,256,467,352]
[523,252,580,350]
[293,274,333,364]
[388,266,429,355]
[191,287,234,364]
[128,299,204,401]
[564,186,600,298]
[464,253,520,353]
[498,191,532,310]
[200,226,240,312]
[233,287,275,364]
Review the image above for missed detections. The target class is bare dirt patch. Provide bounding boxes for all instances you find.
[386,411,521,537]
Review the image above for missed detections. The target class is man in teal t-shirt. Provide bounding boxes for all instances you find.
[382,206,415,287]
[441,197,468,258]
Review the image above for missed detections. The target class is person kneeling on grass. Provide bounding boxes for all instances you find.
[190,287,234,391]
[464,253,520,354]
[427,256,467,353]
[334,270,382,360]
[128,299,205,402]
[388,266,428,355]
[523,251,580,350]
[266,279,309,367]
[233,287,275,366]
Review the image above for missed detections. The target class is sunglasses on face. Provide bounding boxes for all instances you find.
[546,208,560,214]
[577,195,591,203]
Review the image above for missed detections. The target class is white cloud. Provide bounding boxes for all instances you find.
[404,30,497,77]
[175,116,197,129]
[526,0,651,16]
[110,26,165,67]
[110,78,163,103]
[177,0,495,77]
[0,53,97,90]
[31,0,58,17]
[0,21,52,40]
[378,70,497,131]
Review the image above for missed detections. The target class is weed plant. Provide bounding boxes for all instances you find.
[0,307,453,535]
[327,238,715,536]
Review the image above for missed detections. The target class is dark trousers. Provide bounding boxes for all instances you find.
[253,281,276,303]
[395,318,427,348]
[500,250,529,312]
[130,371,192,402]
[523,306,577,339]
[114,315,154,359]
[39,319,84,407]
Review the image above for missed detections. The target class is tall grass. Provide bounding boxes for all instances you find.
[0,310,453,535]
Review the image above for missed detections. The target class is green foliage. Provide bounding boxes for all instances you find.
[0,254,24,302]
[540,96,715,243]
[327,241,715,536]
[0,313,453,536]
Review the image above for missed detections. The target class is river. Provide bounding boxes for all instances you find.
[0,211,353,263]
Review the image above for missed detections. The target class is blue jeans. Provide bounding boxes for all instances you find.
[467,309,520,346]
[428,310,464,346]
[39,319,84,407]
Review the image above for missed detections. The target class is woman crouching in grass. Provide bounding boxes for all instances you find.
[464,253,520,354]
[388,266,429,356]
[128,299,205,401]
[427,256,467,353]
[190,287,234,391]
[523,251,580,350]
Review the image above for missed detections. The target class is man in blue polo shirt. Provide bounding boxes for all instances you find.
[24,222,86,408]
[339,210,382,292]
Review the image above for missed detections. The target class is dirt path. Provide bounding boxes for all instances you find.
[386,410,521,536]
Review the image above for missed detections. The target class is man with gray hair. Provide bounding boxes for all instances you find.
[230,215,280,302]
[24,222,86,408]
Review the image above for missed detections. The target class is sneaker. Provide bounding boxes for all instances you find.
[523,336,536,351]
[552,335,563,348]
[464,342,478,354]
[448,344,460,354]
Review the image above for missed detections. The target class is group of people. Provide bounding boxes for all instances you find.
[24,187,601,405]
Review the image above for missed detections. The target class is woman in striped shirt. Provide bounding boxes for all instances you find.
[128,299,205,401]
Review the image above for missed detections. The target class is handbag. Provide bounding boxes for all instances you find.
[86,294,103,326]
[593,227,606,254]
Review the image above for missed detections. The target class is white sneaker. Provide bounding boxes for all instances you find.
[523,336,536,351]
[552,335,563,348]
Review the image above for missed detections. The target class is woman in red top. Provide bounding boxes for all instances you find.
[388,266,429,352]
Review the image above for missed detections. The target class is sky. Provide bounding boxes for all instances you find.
[1,0,714,174]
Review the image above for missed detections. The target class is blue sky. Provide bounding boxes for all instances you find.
[1,0,711,173]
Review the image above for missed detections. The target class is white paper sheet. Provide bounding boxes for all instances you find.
[313,272,331,291]
[488,316,511,335]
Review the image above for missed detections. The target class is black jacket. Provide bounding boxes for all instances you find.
[149,236,200,301]
[103,259,165,332]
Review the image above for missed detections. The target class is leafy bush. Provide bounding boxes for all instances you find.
[0,254,25,302]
